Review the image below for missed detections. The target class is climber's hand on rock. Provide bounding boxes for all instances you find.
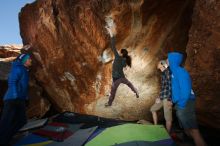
[105,26,113,37]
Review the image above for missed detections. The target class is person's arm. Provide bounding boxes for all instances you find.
[159,73,165,99]
[8,67,21,98]
[166,69,172,101]
[177,70,192,109]
[165,70,173,107]
[105,26,119,57]
[21,72,29,100]
[110,36,120,57]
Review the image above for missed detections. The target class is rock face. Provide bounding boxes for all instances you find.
[19,0,195,120]
[26,80,51,118]
[186,0,220,129]
[0,45,22,58]
[0,45,22,81]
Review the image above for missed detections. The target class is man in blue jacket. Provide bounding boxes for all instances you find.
[168,52,207,146]
[0,53,32,145]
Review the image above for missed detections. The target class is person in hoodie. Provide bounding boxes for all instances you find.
[0,53,32,145]
[105,25,139,107]
[168,51,207,146]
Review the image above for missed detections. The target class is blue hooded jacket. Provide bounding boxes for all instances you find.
[3,60,29,101]
[168,52,195,109]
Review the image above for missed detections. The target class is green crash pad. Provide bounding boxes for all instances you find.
[85,124,170,146]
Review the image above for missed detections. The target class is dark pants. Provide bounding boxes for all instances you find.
[175,100,198,129]
[108,77,138,105]
[0,99,27,145]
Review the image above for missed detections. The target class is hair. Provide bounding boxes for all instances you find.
[121,49,131,67]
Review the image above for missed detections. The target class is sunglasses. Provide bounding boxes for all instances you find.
[160,62,167,68]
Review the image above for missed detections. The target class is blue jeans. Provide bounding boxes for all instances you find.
[0,99,27,145]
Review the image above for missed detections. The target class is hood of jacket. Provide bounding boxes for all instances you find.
[168,52,183,73]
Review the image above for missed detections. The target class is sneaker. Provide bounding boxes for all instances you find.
[105,103,111,107]
[136,93,139,98]
[170,132,184,142]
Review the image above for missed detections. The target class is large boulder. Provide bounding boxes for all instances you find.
[19,0,194,120]
[186,0,220,129]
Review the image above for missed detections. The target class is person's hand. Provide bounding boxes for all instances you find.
[105,16,116,37]
[105,26,114,37]
[167,100,173,108]
[155,97,161,104]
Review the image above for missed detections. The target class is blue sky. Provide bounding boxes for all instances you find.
[0,0,35,45]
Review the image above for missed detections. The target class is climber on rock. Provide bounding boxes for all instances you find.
[104,17,139,107]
